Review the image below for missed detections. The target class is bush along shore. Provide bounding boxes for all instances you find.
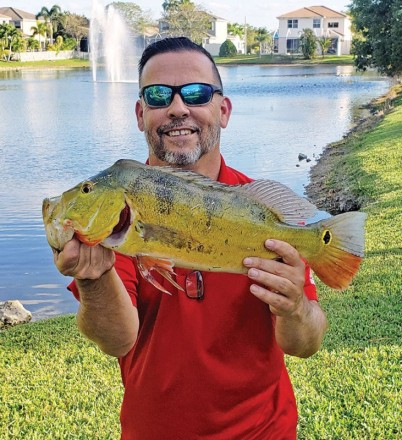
[1,83,401,439]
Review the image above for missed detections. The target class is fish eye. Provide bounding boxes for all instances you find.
[81,182,93,194]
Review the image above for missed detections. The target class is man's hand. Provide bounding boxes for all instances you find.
[52,237,138,357]
[53,237,115,280]
[243,239,327,358]
[243,239,307,317]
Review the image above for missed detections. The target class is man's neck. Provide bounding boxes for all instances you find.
[148,149,222,180]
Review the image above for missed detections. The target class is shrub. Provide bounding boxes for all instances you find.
[219,39,237,57]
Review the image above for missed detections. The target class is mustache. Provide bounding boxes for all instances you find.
[156,119,200,136]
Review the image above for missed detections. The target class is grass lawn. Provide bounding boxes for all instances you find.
[215,54,354,65]
[0,54,354,71]
[0,59,90,70]
[1,82,400,439]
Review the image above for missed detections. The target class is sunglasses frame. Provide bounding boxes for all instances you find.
[139,82,223,108]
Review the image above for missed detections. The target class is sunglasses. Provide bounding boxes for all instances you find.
[139,83,223,108]
[185,270,204,300]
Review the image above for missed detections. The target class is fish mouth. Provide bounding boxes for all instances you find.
[102,203,131,248]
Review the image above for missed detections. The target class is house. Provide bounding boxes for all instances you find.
[276,5,352,55]
[0,12,11,24]
[0,7,43,38]
[203,14,244,56]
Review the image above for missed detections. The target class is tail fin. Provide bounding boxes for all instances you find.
[309,212,367,290]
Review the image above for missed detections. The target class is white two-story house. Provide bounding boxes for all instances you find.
[0,7,42,38]
[276,5,352,55]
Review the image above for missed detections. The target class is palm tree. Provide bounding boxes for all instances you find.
[0,23,19,60]
[228,23,244,39]
[254,27,271,56]
[31,21,48,50]
[318,37,332,57]
[36,4,63,44]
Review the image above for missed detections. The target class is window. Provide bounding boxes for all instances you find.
[287,19,298,29]
[313,19,321,28]
[286,39,300,53]
[328,22,339,28]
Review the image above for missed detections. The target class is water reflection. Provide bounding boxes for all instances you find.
[0,65,390,319]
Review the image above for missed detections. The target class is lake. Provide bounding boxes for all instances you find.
[0,64,390,320]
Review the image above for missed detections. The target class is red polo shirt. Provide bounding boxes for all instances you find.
[69,157,317,439]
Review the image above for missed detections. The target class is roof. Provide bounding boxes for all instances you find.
[0,7,37,21]
[277,5,347,19]
[0,13,12,20]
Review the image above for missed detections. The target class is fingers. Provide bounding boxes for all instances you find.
[53,238,115,280]
[243,239,306,317]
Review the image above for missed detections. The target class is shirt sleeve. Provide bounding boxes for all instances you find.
[67,252,139,307]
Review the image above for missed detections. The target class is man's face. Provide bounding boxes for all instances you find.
[136,51,232,167]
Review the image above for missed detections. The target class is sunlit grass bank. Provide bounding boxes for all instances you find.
[1,84,400,439]
[0,59,90,70]
[289,84,402,438]
[0,54,354,72]
[215,54,354,65]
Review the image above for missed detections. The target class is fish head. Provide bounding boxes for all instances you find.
[42,175,128,251]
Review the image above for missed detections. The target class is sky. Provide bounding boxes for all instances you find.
[10,1,350,30]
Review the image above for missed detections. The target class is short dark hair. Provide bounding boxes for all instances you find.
[138,37,223,89]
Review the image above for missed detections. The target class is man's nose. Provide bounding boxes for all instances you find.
[167,93,190,118]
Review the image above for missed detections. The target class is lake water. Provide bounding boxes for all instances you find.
[0,65,390,320]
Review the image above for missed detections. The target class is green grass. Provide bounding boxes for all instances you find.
[0,59,90,70]
[0,316,122,439]
[287,85,402,438]
[214,54,354,65]
[0,54,353,71]
[1,83,401,438]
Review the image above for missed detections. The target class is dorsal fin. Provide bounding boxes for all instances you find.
[240,180,317,225]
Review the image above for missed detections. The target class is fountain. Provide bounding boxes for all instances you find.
[90,0,138,82]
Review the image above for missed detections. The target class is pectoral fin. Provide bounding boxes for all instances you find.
[135,255,184,295]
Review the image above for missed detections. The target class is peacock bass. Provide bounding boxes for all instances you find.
[42,159,366,293]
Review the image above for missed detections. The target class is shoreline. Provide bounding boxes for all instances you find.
[305,81,401,214]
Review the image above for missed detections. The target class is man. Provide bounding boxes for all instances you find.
[54,37,327,439]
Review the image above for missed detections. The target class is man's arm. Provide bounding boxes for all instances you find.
[53,238,139,357]
[244,239,328,358]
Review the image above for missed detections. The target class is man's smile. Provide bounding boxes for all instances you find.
[166,129,194,137]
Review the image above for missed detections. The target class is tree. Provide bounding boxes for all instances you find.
[299,28,317,59]
[318,36,332,57]
[162,0,192,12]
[61,13,89,47]
[36,4,63,43]
[108,2,155,34]
[350,0,402,76]
[254,27,272,55]
[227,22,244,40]
[26,37,40,51]
[31,21,49,50]
[219,39,237,57]
[0,23,21,60]
[162,2,211,44]
[244,24,256,54]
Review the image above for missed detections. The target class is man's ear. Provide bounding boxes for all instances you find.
[135,100,145,132]
[220,96,232,129]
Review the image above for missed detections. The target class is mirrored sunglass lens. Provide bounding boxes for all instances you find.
[144,86,172,106]
[181,84,212,105]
